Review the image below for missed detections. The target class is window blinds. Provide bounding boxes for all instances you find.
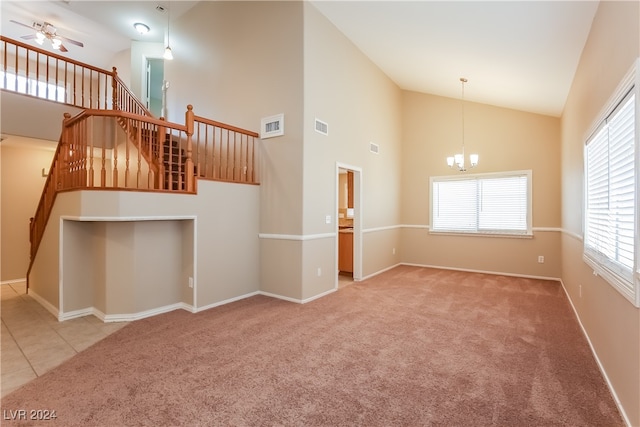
[584,91,636,293]
[432,171,530,235]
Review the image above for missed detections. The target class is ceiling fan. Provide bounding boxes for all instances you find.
[10,19,84,52]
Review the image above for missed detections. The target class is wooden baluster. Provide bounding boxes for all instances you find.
[81,119,88,187]
[158,119,166,189]
[89,69,93,108]
[64,62,68,104]
[112,67,118,110]
[112,118,118,187]
[55,58,59,102]
[243,133,248,182]
[81,67,85,108]
[73,63,77,106]
[101,117,107,187]
[125,119,131,187]
[225,129,230,180]
[233,132,237,181]
[137,124,142,188]
[45,55,49,100]
[88,117,94,187]
[185,105,195,192]
[35,52,40,98]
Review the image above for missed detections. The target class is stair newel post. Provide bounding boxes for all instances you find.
[185,105,195,192]
[111,67,119,110]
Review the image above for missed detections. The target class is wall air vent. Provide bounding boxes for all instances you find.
[315,118,328,136]
[370,142,380,154]
[261,113,284,139]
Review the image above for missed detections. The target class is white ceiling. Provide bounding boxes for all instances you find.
[0,1,599,117]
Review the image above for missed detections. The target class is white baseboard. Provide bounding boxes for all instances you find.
[300,287,336,303]
[360,263,403,281]
[399,262,561,282]
[28,289,60,319]
[558,279,631,427]
[1,278,27,286]
[258,290,303,304]
[58,302,194,323]
[195,291,260,312]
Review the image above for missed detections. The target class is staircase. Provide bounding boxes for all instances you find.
[1,35,260,285]
[162,135,187,191]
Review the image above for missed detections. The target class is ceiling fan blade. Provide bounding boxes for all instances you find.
[58,35,83,48]
[20,34,37,40]
[10,19,35,30]
[58,44,69,53]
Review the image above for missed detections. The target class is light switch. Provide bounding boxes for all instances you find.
[325,215,331,224]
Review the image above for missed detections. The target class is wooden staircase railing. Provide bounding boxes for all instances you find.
[4,34,262,284]
[193,116,260,184]
[27,107,197,267]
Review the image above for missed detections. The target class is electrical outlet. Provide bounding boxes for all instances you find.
[538,256,545,263]
[188,277,194,288]
[317,268,322,277]
[392,248,396,255]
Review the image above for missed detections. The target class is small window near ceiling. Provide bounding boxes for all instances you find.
[430,170,532,237]
[583,64,638,307]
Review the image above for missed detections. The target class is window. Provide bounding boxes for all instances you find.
[0,71,65,102]
[584,77,638,306]
[430,170,532,236]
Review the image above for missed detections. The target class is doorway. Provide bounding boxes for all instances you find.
[145,58,164,117]
[336,163,362,287]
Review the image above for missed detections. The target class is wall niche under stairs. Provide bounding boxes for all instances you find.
[61,218,195,320]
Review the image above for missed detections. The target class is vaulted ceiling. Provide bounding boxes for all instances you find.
[1,1,599,117]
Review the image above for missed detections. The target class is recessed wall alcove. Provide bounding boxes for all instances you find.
[61,218,195,321]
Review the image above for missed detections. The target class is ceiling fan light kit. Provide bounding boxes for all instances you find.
[10,19,84,53]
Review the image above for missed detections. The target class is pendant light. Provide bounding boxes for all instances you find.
[446,77,478,171]
[163,2,173,60]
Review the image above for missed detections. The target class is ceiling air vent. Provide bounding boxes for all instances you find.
[315,118,328,136]
[370,142,380,154]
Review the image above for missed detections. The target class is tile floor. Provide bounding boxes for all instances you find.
[1,282,126,397]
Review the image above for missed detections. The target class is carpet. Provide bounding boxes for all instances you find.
[0,266,623,426]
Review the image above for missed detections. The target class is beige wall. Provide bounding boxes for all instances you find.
[0,139,56,282]
[301,3,403,291]
[560,1,640,424]
[164,1,305,299]
[401,91,562,278]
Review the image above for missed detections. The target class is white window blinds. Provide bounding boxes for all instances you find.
[431,171,531,236]
[584,91,637,301]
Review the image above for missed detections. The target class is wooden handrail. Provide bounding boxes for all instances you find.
[65,108,186,131]
[193,115,260,137]
[1,35,112,76]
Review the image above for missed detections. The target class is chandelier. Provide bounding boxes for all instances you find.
[446,77,478,171]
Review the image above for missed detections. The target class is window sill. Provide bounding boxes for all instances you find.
[429,230,533,239]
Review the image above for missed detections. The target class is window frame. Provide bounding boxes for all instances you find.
[582,58,640,307]
[429,169,533,238]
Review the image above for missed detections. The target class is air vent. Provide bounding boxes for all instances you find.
[315,118,328,136]
[261,113,284,139]
[370,142,380,154]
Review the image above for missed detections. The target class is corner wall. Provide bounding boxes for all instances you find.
[401,91,562,279]
[560,1,640,424]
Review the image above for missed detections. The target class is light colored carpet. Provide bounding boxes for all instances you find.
[0,266,623,426]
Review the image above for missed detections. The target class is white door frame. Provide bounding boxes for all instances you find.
[336,162,363,285]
